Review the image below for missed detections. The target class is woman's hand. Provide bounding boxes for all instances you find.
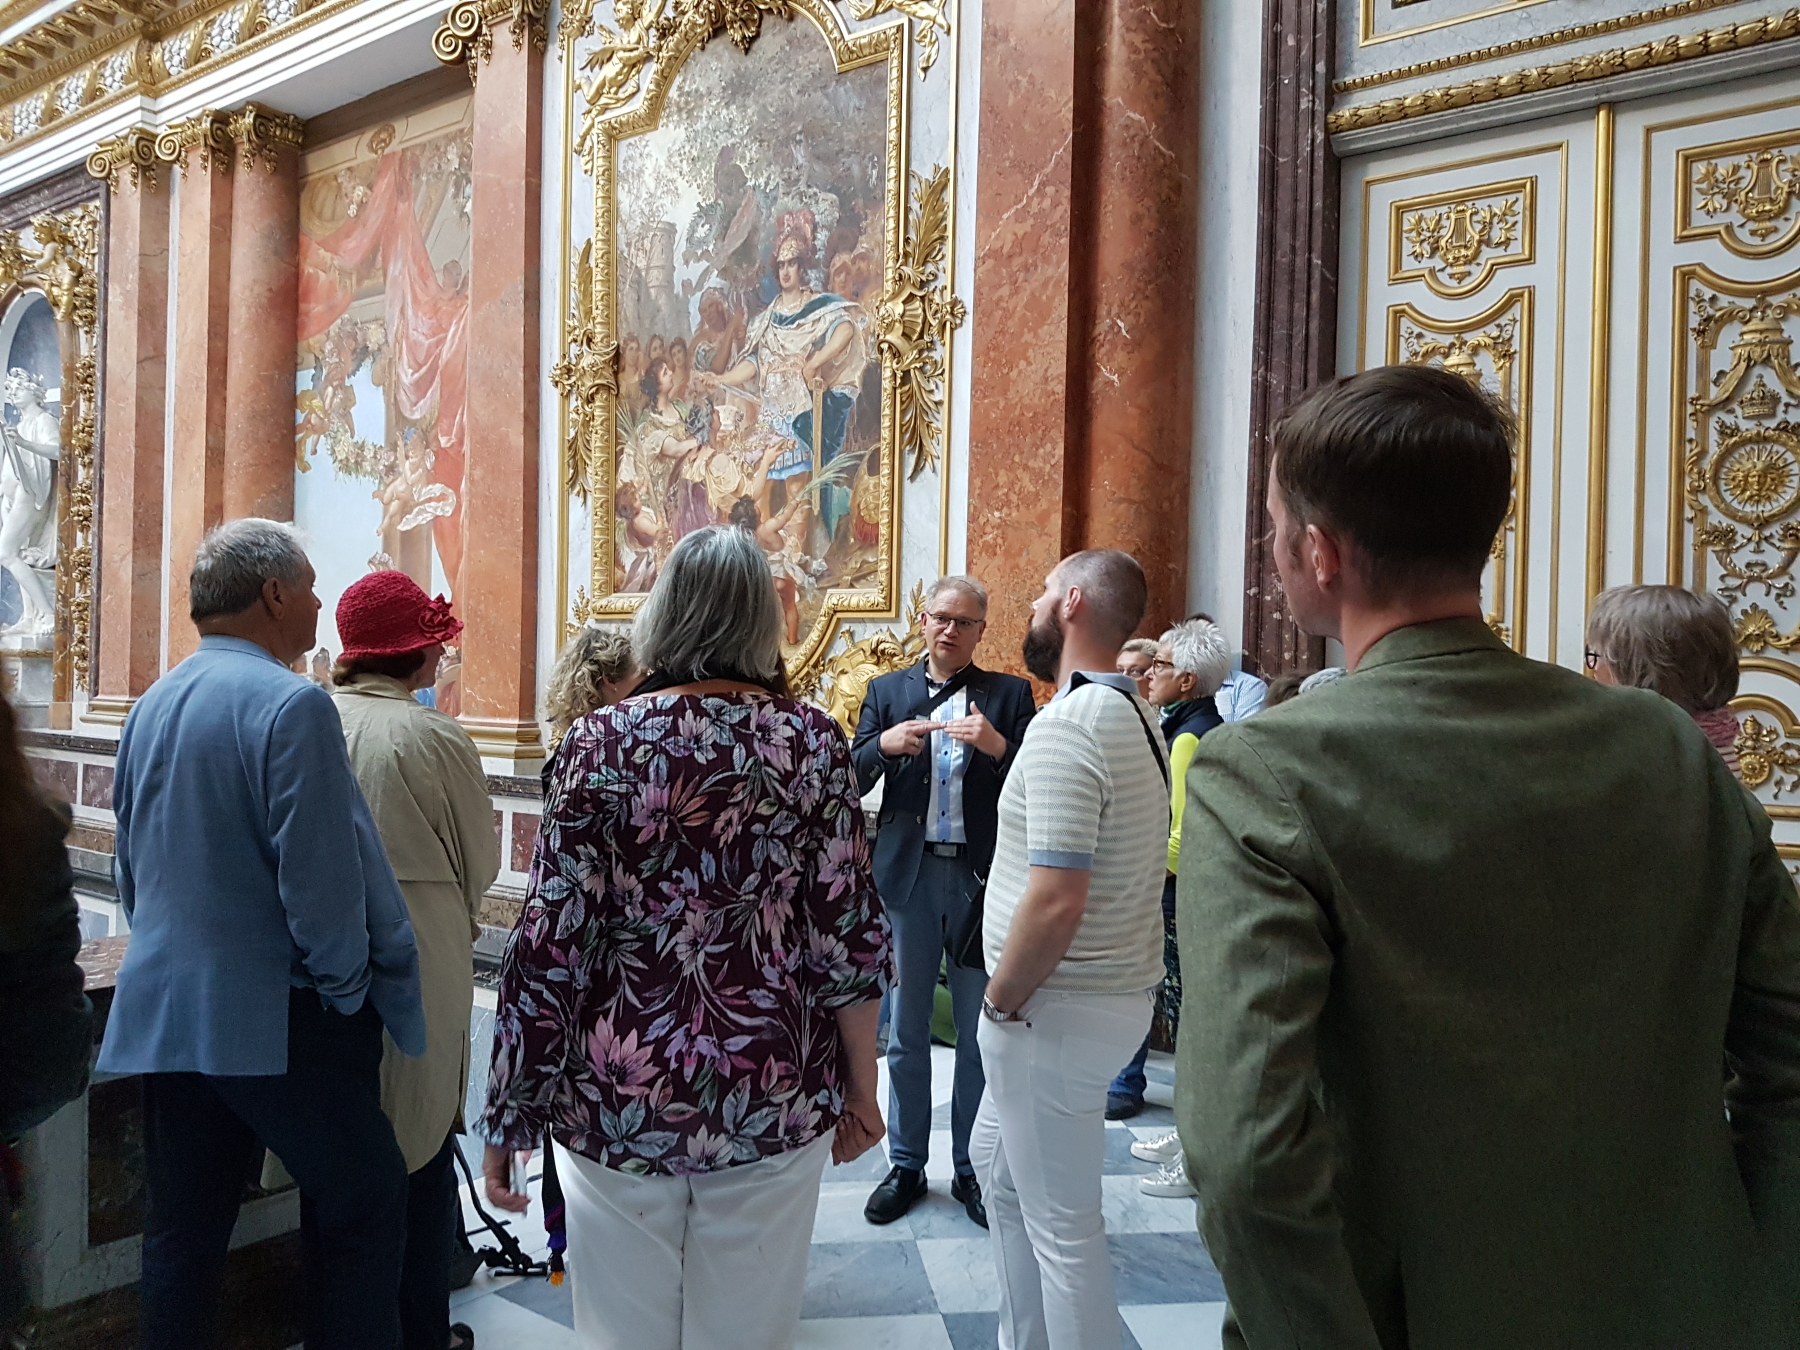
[482,1143,532,1214]
[833,1094,884,1165]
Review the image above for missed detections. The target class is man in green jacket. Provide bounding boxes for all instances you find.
[1176,363,1800,1349]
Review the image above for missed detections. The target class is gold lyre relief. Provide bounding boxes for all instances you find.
[1680,128,1800,261]
[1389,177,1535,300]
[1386,288,1533,648]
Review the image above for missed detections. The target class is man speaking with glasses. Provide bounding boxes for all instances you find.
[852,575,1037,1229]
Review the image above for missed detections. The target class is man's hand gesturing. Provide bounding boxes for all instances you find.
[879,719,934,758]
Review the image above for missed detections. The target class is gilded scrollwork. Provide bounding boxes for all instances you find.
[548,240,617,499]
[433,0,551,82]
[225,102,304,172]
[86,125,159,192]
[1680,276,1800,652]
[0,202,100,697]
[1681,130,1800,260]
[154,108,233,174]
[790,581,925,735]
[844,0,947,76]
[1737,708,1800,797]
[1390,178,1533,300]
[1388,289,1531,646]
[879,165,964,481]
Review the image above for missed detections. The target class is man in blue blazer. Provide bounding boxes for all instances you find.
[852,575,1036,1228]
[98,520,426,1350]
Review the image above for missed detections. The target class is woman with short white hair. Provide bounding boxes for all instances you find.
[480,525,891,1350]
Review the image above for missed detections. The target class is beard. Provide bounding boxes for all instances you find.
[1021,609,1065,684]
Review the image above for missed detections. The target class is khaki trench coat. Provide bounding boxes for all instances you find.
[336,675,500,1172]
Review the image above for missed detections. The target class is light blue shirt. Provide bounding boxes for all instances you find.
[97,635,426,1077]
[1215,668,1268,722]
[923,678,969,844]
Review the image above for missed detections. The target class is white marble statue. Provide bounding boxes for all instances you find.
[0,367,61,637]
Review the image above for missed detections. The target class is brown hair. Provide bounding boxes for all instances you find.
[1263,671,1307,709]
[1057,549,1147,646]
[1273,364,1515,599]
[544,626,638,741]
[332,649,428,686]
[1586,585,1739,713]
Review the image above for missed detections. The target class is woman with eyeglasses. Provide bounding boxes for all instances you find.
[1586,585,1742,779]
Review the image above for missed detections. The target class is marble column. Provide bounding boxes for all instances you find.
[965,0,1199,678]
[1239,0,1335,678]
[163,115,235,669]
[449,12,545,766]
[86,132,169,721]
[222,105,303,523]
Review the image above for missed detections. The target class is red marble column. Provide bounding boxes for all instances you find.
[87,133,169,721]
[223,106,302,523]
[164,118,234,668]
[457,26,545,766]
[965,0,1199,675]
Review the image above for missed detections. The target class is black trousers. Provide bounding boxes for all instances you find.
[399,1133,458,1350]
[137,989,409,1350]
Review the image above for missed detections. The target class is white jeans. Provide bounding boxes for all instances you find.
[972,988,1155,1350]
[553,1134,831,1350]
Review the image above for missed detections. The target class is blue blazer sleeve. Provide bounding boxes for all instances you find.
[264,685,422,1054]
[851,679,895,795]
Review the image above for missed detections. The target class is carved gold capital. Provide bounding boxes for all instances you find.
[85,125,160,192]
[155,109,233,175]
[226,102,303,172]
[433,0,549,82]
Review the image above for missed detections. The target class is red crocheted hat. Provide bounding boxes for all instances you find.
[336,570,463,661]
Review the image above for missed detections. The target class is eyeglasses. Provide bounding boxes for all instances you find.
[1584,648,1602,670]
[1147,658,1176,674]
[924,611,984,634]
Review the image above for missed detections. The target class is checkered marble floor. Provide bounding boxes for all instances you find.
[439,1042,1228,1349]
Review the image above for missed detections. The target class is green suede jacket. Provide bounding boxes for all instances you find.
[1176,617,1800,1350]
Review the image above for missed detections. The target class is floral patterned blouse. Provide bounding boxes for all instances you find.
[481,692,891,1175]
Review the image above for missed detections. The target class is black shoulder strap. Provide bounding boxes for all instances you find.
[906,665,972,721]
[1070,675,1170,792]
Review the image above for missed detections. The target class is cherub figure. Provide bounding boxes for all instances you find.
[576,0,665,147]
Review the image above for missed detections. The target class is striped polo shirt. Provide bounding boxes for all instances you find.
[982,673,1170,993]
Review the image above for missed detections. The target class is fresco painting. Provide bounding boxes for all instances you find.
[294,96,472,710]
[607,15,890,653]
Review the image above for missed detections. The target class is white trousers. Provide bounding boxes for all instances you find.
[972,988,1155,1350]
[553,1134,831,1350]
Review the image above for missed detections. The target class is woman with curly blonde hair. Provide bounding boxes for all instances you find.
[543,625,639,749]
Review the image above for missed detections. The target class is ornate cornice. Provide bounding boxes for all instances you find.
[1329,7,1800,135]
[84,123,159,190]
[225,100,301,169]
[432,0,548,82]
[1335,0,1744,95]
[153,107,231,173]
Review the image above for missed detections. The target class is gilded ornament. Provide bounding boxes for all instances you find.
[1740,374,1783,420]
[433,0,550,82]
[225,101,304,172]
[877,165,964,481]
[797,581,927,734]
[1737,712,1800,794]
[844,0,947,76]
[549,240,619,499]
[1681,130,1800,260]
[85,124,159,191]
[1329,9,1800,136]
[1392,179,1531,299]
[154,108,233,174]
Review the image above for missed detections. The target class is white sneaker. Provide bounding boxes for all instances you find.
[1130,1130,1181,1164]
[1140,1154,1197,1198]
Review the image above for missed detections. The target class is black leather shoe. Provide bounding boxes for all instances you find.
[1105,1093,1144,1121]
[950,1171,988,1229]
[864,1165,928,1225]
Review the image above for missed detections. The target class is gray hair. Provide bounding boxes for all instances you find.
[1120,637,1159,659]
[189,518,309,621]
[1055,549,1147,646]
[633,526,784,686]
[926,574,988,616]
[1161,618,1232,697]
[1586,584,1738,713]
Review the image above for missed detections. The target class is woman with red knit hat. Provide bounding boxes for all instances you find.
[332,569,499,1350]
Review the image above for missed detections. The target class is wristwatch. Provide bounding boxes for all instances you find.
[981,995,1024,1023]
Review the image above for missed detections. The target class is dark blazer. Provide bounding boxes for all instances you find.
[851,660,1036,908]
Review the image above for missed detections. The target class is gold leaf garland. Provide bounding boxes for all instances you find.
[879,165,964,482]
[549,240,617,499]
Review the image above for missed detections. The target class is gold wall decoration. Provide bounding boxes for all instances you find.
[1388,287,1533,646]
[432,0,551,82]
[85,124,158,191]
[562,0,910,694]
[791,580,925,735]
[880,164,963,480]
[842,0,947,76]
[1676,268,1800,653]
[1680,127,1800,259]
[0,202,101,700]
[1338,1,1744,95]
[154,108,233,173]
[1330,8,1800,136]
[224,102,304,171]
[1390,176,1534,298]
[1733,693,1800,806]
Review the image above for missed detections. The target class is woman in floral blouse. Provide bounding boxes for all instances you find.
[481,525,891,1350]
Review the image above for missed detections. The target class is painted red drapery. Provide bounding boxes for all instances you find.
[299,152,469,593]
